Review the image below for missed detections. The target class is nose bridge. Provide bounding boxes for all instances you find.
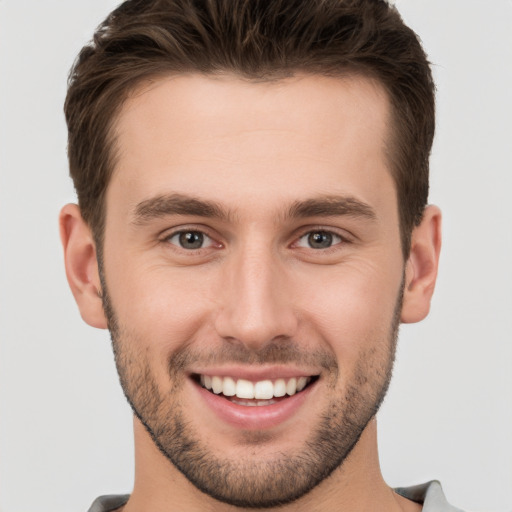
[214,240,297,347]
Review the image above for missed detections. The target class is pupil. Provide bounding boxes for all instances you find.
[179,231,203,249]
[308,231,332,249]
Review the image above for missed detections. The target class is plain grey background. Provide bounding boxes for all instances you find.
[0,1,511,511]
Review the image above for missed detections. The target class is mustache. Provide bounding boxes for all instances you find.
[168,341,338,376]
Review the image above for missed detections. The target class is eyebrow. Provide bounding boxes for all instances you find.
[132,193,376,225]
[133,193,232,224]
[287,196,376,221]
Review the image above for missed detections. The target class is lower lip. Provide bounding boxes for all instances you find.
[193,380,316,430]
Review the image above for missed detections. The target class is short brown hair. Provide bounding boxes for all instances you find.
[65,0,435,257]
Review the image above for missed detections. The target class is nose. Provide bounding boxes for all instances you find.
[214,246,299,350]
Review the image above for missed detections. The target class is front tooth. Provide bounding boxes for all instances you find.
[236,379,255,399]
[222,377,236,396]
[273,379,286,397]
[212,376,223,394]
[254,380,274,399]
[204,375,212,390]
[286,377,297,396]
[296,377,308,392]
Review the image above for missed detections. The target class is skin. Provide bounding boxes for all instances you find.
[60,74,441,511]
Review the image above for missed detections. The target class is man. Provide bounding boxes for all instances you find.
[59,0,454,510]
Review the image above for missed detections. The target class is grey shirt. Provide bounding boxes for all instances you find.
[87,480,464,511]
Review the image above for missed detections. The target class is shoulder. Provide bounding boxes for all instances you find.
[395,481,465,512]
[87,494,130,512]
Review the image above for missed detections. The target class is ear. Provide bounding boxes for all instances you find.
[401,205,442,324]
[59,204,108,329]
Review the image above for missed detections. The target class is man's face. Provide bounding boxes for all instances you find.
[101,74,405,507]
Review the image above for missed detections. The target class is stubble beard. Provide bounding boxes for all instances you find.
[101,277,403,509]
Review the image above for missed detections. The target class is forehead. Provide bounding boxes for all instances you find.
[109,73,395,219]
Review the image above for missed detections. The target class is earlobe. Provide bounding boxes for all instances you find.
[401,205,442,324]
[59,204,108,329]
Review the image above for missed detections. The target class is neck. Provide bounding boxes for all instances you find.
[121,417,420,512]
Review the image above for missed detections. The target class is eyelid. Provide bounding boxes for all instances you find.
[160,223,214,238]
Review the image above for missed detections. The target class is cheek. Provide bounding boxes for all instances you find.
[105,259,216,358]
[292,261,402,361]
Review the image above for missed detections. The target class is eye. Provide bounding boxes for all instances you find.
[296,230,343,249]
[166,230,214,250]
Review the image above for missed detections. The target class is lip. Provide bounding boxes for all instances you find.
[191,373,317,430]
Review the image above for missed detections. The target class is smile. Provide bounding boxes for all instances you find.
[197,374,316,405]
[190,370,320,429]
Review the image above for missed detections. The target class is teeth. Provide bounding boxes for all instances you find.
[199,375,312,400]
[273,379,286,397]
[286,378,297,396]
[211,376,223,394]
[254,380,273,400]
[223,377,236,397]
[296,376,308,392]
[236,379,255,399]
